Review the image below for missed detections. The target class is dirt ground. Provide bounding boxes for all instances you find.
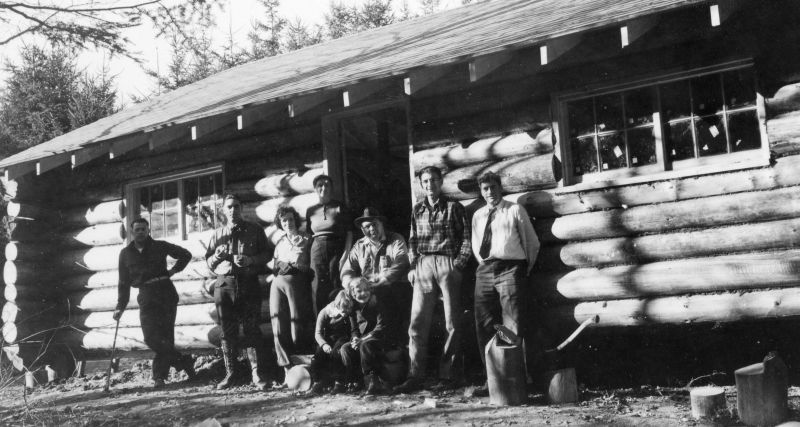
[1,358,800,427]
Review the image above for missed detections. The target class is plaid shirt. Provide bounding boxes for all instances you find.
[409,196,471,270]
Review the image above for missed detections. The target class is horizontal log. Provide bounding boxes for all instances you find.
[56,200,125,228]
[512,153,800,219]
[430,153,555,201]
[542,249,800,302]
[559,217,800,268]
[411,130,553,172]
[226,169,322,202]
[9,221,125,247]
[5,242,55,262]
[766,83,800,116]
[4,178,121,207]
[540,185,800,243]
[225,148,324,184]
[59,261,217,291]
[70,303,218,329]
[66,279,215,312]
[64,278,270,312]
[56,323,273,351]
[2,322,51,344]
[6,202,53,221]
[412,99,550,148]
[547,288,800,328]
[1,301,62,324]
[4,283,51,302]
[243,193,319,225]
[4,261,53,288]
[768,111,800,155]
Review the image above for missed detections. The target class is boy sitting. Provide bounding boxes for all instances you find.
[340,277,404,395]
[306,290,354,395]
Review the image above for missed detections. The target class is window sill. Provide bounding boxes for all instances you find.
[556,151,770,194]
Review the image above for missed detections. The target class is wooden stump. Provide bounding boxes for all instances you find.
[543,368,578,404]
[735,353,788,426]
[690,387,726,419]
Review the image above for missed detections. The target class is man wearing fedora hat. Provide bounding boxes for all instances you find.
[341,207,412,337]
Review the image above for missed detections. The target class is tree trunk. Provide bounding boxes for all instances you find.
[735,353,788,426]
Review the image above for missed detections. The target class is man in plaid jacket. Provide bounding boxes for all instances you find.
[394,165,471,394]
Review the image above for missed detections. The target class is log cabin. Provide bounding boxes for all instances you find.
[1,0,800,383]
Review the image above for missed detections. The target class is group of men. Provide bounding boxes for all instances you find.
[115,166,539,395]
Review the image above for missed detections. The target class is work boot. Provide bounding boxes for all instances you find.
[246,347,269,391]
[216,341,237,390]
[365,373,382,395]
[330,381,346,395]
[181,355,198,381]
[431,379,458,393]
[472,381,490,397]
[392,377,423,394]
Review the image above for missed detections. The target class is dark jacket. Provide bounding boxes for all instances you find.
[348,294,403,345]
[117,237,192,311]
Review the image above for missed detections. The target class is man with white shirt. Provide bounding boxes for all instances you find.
[470,171,540,396]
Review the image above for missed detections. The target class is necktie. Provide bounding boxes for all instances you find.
[478,208,496,259]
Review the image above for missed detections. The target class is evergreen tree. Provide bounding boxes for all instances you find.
[0,46,118,157]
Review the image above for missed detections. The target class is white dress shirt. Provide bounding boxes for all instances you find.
[471,199,540,273]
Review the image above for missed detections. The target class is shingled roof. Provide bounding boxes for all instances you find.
[0,0,708,171]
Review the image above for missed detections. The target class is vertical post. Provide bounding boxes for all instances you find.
[321,117,346,203]
[405,98,417,205]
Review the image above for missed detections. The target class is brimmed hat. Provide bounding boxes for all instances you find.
[354,207,387,227]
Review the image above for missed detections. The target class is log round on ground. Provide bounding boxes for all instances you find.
[690,387,726,419]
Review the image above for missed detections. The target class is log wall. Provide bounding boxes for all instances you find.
[411,73,800,333]
[2,123,324,367]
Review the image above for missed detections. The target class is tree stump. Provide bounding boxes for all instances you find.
[543,368,578,404]
[690,387,726,418]
[735,352,788,426]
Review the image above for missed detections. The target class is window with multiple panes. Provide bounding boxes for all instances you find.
[559,64,767,187]
[127,164,225,241]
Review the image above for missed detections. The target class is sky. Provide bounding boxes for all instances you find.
[0,0,463,104]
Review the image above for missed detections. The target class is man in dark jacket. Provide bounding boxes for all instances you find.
[114,218,194,388]
[205,193,273,390]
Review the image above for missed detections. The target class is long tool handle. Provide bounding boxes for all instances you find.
[103,318,121,392]
[554,315,599,352]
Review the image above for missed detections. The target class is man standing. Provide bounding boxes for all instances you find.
[341,207,411,328]
[394,166,471,394]
[205,193,273,390]
[114,218,195,388]
[470,171,539,396]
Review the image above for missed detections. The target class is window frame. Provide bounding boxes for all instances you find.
[124,162,225,243]
[552,59,770,192]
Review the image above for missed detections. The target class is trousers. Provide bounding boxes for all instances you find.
[138,282,190,380]
[309,236,345,315]
[474,259,527,368]
[270,272,314,367]
[310,337,350,381]
[340,338,396,379]
[214,275,263,348]
[408,255,463,380]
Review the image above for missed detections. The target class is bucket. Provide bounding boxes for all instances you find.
[485,334,526,406]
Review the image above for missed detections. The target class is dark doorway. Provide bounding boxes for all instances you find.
[337,104,412,238]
